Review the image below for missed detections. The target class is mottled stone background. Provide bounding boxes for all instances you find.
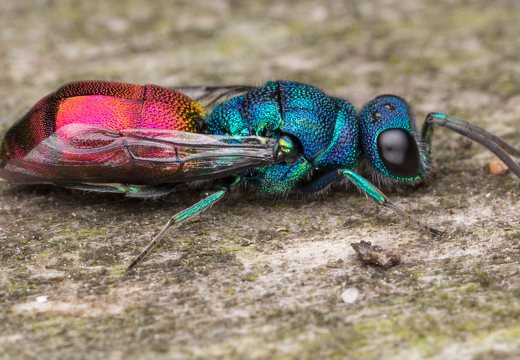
[0,1,519,359]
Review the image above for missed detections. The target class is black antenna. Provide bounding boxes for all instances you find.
[423,112,520,178]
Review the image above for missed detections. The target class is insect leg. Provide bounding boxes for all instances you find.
[59,183,176,198]
[125,178,240,273]
[341,169,442,236]
[422,113,520,178]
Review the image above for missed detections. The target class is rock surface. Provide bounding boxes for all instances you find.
[0,1,519,359]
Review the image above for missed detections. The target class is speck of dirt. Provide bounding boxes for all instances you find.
[488,155,510,176]
[351,240,401,268]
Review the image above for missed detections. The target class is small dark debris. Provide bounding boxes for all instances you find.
[351,240,401,268]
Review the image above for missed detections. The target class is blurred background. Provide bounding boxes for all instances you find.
[0,1,519,359]
[2,0,520,123]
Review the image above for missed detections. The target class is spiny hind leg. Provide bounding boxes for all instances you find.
[125,176,243,272]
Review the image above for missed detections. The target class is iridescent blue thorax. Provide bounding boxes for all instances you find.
[206,81,359,193]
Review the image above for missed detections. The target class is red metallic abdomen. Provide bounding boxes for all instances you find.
[1,81,206,161]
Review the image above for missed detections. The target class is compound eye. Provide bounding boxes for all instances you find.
[276,135,300,164]
[377,129,420,177]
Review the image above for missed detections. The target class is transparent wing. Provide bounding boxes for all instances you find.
[173,85,256,109]
[0,124,277,185]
